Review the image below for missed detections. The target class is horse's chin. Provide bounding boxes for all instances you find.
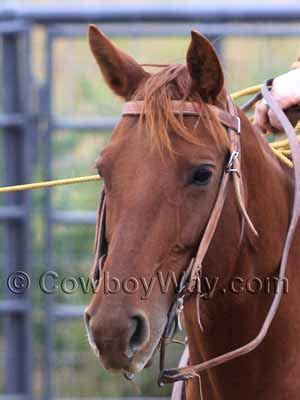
[123,357,154,375]
[103,357,149,374]
[107,350,155,374]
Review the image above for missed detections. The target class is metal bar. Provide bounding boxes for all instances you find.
[1,3,300,23]
[52,210,96,225]
[0,300,30,315]
[0,20,29,34]
[43,29,55,400]
[21,29,35,400]
[54,304,85,319]
[2,29,34,399]
[53,117,119,131]
[0,206,26,220]
[48,22,300,39]
[0,113,24,127]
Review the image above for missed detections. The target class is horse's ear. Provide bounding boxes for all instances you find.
[88,25,148,99]
[186,30,224,100]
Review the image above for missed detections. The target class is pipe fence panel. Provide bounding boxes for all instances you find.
[0,21,34,400]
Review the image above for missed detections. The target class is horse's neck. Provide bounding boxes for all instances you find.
[240,112,293,275]
[184,111,296,399]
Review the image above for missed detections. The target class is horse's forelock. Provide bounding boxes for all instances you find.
[131,63,229,158]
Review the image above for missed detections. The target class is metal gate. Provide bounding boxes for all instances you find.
[0,19,34,400]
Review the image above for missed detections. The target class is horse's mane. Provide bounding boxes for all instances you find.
[132,63,229,157]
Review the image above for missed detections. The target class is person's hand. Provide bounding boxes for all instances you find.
[254,68,300,133]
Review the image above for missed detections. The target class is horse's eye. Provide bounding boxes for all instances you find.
[192,166,213,186]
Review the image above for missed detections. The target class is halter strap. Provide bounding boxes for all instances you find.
[122,101,241,134]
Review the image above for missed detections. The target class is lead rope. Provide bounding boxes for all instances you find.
[159,81,300,385]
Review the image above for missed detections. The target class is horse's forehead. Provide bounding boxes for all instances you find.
[108,116,220,164]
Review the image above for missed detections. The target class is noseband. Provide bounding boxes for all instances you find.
[91,82,300,387]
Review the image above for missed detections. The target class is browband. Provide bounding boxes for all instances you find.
[122,100,241,134]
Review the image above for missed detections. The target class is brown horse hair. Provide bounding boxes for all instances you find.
[130,63,230,159]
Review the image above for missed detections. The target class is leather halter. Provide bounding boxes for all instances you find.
[122,100,241,133]
[91,85,300,387]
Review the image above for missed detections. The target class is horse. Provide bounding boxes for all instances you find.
[84,25,300,399]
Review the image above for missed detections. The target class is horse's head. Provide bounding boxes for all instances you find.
[85,26,230,374]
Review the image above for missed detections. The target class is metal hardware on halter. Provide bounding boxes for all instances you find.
[235,116,241,134]
[98,254,106,277]
[157,262,195,387]
[162,292,185,342]
[158,293,186,388]
[226,150,240,175]
[175,297,184,332]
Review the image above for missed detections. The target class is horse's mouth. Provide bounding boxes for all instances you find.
[85,306,167,376]
[121,358,153,377]
[98,334,161,376]
[122,336,160,374]
[96,347,153,375]
[121,358,153,381]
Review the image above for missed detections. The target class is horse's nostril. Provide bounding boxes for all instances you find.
[84,310,99,352]
[126,313,150,358]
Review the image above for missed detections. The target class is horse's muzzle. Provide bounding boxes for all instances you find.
[84,307,150,371]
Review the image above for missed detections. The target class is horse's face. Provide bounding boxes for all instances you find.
[85,26,227,374]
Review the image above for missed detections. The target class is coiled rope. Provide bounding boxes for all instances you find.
[0,83,298,193]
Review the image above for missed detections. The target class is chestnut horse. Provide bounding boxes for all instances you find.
[85,26,300,399]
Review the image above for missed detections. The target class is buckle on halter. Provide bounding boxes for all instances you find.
[176,297,184,331]
[226,151,240,175]
[235,116,241,134]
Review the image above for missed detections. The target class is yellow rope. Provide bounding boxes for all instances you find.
[271,135,300,149]
[231,84,262,100]
[270,147,294,168]
[281,149,291,155]
[0,83,298,193]
[0,175,101,193]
